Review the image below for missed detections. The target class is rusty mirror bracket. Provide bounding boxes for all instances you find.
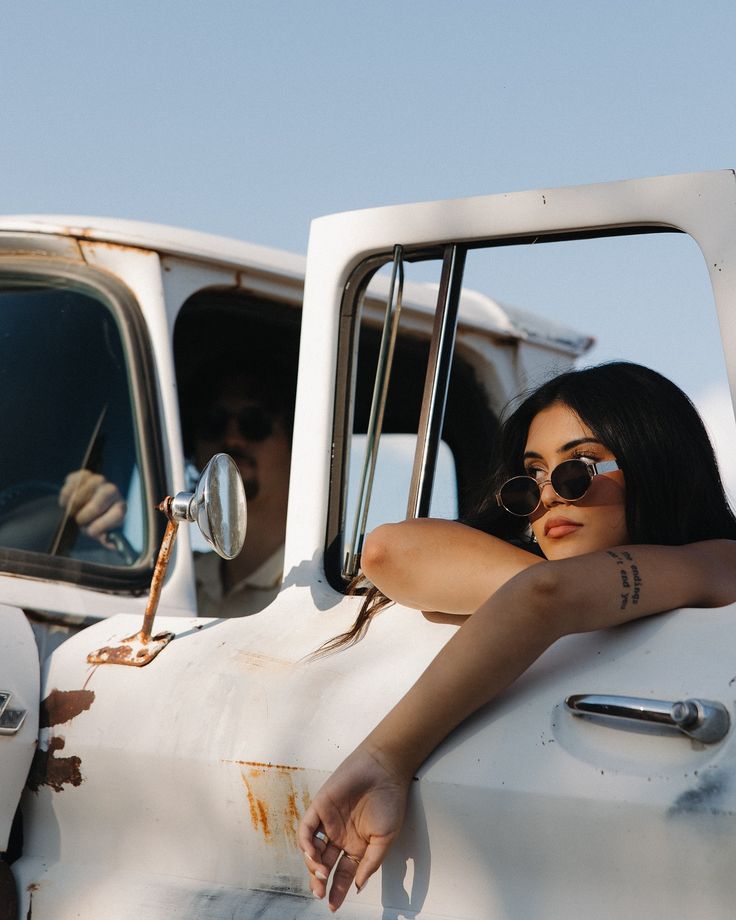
[88,454,247,668]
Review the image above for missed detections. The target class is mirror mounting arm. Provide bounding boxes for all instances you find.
[86,499,179,668]
[140,505,179,642]
[86,453,246,668]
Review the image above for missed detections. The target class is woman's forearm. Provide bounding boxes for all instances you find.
[361,518,542,615]
[361,541,736,780]
[362,570,558,778]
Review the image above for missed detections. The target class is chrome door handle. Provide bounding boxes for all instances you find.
[565,694,730,744]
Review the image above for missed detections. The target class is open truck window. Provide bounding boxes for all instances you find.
[326,246,592,589]
[327,223,736,592]
[173,287,301,613]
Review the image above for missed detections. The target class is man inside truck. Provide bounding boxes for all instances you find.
[63,348,296,617]
[182,351,294,616]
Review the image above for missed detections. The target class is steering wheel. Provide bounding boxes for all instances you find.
[0,482,61,553]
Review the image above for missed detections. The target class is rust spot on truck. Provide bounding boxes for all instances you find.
[26,737,83,793]
[242,774,272,839]
[238,762,311,850]
[78,237,152,255]
[236,760,304,771]
[39,688,95,728]
[286,791,301,840]
[24,881,39,918]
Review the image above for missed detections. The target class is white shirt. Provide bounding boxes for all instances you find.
[194,545,284,618]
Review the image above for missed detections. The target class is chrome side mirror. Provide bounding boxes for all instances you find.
[88,454,247,667]
[169,453,247,559]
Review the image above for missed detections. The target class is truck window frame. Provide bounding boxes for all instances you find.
[324,246,501,592]
[0,257,166,593]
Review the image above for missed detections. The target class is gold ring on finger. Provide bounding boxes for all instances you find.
[342,852,360,866]
[313,830,330,846]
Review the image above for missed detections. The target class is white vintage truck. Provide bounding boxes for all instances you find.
[2,170,736,919]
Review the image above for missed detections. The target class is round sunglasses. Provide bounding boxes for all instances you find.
[496,457,620,517]
[197,404,274,443]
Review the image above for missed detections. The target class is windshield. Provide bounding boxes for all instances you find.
[0,279,147,569]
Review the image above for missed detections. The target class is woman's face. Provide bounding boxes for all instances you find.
[524,402,629,559]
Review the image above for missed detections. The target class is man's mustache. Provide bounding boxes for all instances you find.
[227,448,257,466]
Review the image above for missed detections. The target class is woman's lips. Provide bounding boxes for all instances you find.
[544,518,582,539]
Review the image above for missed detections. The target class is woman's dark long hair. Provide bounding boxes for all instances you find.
[319,361,736,654]
[474,361,736,546]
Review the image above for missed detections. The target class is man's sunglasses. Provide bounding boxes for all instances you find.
[496,457,620,517]
[197,405,274,442]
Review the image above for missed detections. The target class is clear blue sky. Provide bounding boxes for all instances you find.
[4,1,736,484]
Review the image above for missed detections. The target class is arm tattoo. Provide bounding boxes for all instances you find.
[606,550,643,610]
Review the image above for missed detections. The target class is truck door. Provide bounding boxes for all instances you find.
[304,170,736,918]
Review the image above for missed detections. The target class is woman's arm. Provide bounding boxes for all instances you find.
[299,540,736,910]
[361,540,736,773]
[360,518,543,615]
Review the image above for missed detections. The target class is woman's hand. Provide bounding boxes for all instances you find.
[298,743,412,911]
[59,470,126,548]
